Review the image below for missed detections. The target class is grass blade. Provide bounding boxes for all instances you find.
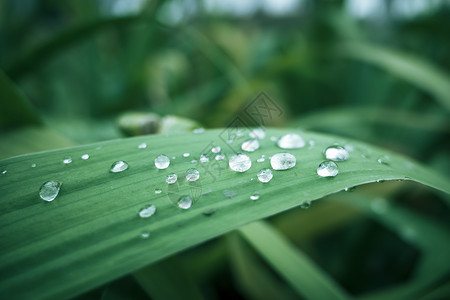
[0,128,449,299]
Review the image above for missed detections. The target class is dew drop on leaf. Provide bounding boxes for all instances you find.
[193,128,205,134]
[215,153,225,161]
[257,168,273,183]
[81,154,90,160]
[154,188,162,194]
[270,153,296,170]
[300,201,311,209]
[138,205,156,218]
[324,145,349,161]
[241,139,260,152]
[211,146,221,153]
[229,153,252,172]
[177,195,193,209]
[277,133,305,149]
[141,231,150,239]
[63,156,72,164]
[186,169,200,181]
[138,142,147,149]
[249,127,266,139]
[317,161,338,177]
[110,160,129,173]
[39,181,62,202]
[250,192,260,201]
[200,154,209,163]
[155,155,170,169]
[183,153,190,157]
[166,174,178,184]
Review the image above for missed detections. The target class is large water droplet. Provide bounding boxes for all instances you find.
[249,128,266,139]
[155,155,170,169]
[250,192,260,201]
[270,153,296,170]
[257,169,273,183]
[324,146,349,161]
[177,195,193,209]
[166,174,178,184]
[63,156,72,164]
[138,142,147,149]
[39,181,62,202]
[138,205,156,218]
[317,161,338,177]
[241,139,260,152]
[81,154,90,160]
[211,146,221,153]
[110,161,129,173]
[185,168,200,181]
[229,153,252,172]
[200,154,209,163]
[277,133,305,149]
[193,128,205,134]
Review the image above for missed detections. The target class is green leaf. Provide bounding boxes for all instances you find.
[340,42,450,111]
[238,221,351,300]
[0,128,449,300]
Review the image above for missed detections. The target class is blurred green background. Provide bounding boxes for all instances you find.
[1,0,450,299]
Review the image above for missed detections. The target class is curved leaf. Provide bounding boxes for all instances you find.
[0,128,449,300]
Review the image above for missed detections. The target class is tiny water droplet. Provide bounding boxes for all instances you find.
[215,153,225,160]
[138,142,147,149]
[324,146,349,161]
[249,128,266,139]
[376,179,385,183]
[166,174,178,184]
[155,188,162,194]
[257,157,265,163]
[229,153,252,172]
[1,170,7,175]
[300,201,311,209]
[344,186,355,192]
[203,209,216,216]
[155,155,170,169]
[308,140,315,149]
[257,169,273,183]
[377,155,390,165]
[191,159,198,164]
[177,195,193,209]
[186,168,200,181]
[211,146,221,153]
[277,133,305,149]
[141,231,150,239]
[39,181,62,202]
[270,136,278,142]
[317,161,338,177]
[241,139,260,152]
[110,161,129,173]
[138,204,156,218]
[270,153,296,170]
[193,128,205,134]
[224,190,237,199]
[31,163,37,168]
[63,156,72,164]
[81,154,90,160]
[183,152,190,157]
[200,154,209,163]
[250,192,260,201]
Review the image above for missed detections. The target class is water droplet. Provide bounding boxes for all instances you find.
[270,153,296,170]
[257,157,265,163]
[211,146,221,153]
[376,179,385,183]
[229,153,252,172]
[183,152,190,157]
[110,161,129,173]
[1,170,7,175]
[249,128,266,139]
[193,128,205,134]
[39,181,62,202]
[224,190,237,199]
[277,133,305,149]
[81,154,90,160]
[138,205,156,218]
[154,188,162,194]
[191,159,198,164]
[63,156,72,164]
[250,192,260,201]
[177,195,193,209]
[172,156,176,160]
[344,186,355,192]
[270,136,278,142]
[203,209,216,216]
[186,168,200,181]
[324,146,349,161]
[308,140,316,149]
[257,169,273,183]
[138,143,147,149]
[141,231,150,239]
[317,161,338,177]
[215,153,225,160]
[377,155,390,165]
[166,174,178,184]
[241,139,260,152]
[31,163,37,168]
[200,154,209,163]
[300,201,311,209]
[155,155,170,169]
